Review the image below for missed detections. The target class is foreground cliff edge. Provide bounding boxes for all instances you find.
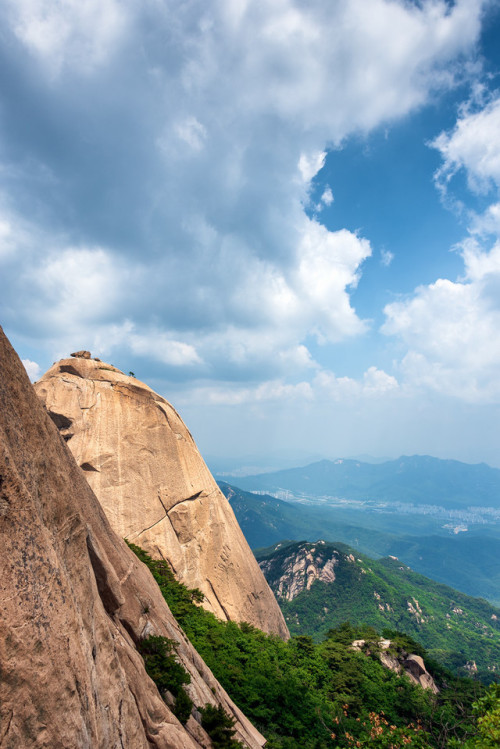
[0,328,265,749]
[34,353,288,640]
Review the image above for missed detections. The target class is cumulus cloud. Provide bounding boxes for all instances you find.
[0,0,487,401]
[298,152,326,183]
[382,93,500,404]
[4,0,128,75]
[315,366,399,401]
[180,379,314,407]
[432,95,500,196]
[178,364,398,407]
[22,358,41,382]
[383,239,500,402]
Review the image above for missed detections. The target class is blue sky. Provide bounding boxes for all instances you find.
[2,0,500,469]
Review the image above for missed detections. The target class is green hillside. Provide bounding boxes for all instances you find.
[222,481,500,606]
[128,542,491,749]
[257,540,500,683]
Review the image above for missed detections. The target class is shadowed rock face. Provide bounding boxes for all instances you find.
[35,356,288,639]
[0,328,265,749]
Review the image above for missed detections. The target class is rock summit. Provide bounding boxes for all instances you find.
[35,355,289,639]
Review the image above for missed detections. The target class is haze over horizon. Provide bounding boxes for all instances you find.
[2,0,500,467]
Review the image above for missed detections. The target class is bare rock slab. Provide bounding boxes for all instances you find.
[35,355,289,639]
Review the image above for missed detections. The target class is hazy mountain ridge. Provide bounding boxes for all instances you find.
[257,540,500,683]
[222,455,500,510]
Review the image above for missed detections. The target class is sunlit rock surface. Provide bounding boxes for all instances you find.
[35,354,288,639]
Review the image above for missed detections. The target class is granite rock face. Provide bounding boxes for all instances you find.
[0,328,265,749]
[259,541,338,601]
[35,356,288,639]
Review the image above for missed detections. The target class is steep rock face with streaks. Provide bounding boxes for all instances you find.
[34,355,288,639]
[259,541,338,602]
[0,327,265,749]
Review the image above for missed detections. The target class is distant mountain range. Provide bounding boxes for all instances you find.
[221,481,500,606]
[220,455,500,509]
[256,540,500,683]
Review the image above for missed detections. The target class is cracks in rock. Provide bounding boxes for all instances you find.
[207,579,231,621]
[166,490,202,515]
[86,534,123,616]
[119,560,135,586]
[118,699,125,749]
[59,364,83,378]
[135,488,213,541]
[80,462,100,472]
[135,513,170,537]
[132,492,172,538]
[0,709,13,742]
[157,492,168,515]
[162,512,181,545]
[129,689,157,748]
[155,402,175,433]
[156,545,178,575]
[136,490,205,538]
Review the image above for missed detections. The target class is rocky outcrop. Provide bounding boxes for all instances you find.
[259,541,338,601]
[0,327,265,749]
[352,640,439,693]
[403,654,438,693]
[34,355,288,639]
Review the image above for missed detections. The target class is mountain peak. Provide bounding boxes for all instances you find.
[35,356,289,639]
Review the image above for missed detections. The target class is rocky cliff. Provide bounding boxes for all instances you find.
[259,540,339,601]
[352,639,439,693]
[34,353,288,639]
[0,328,265,749]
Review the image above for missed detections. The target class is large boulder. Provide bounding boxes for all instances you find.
[34,355,288,639]
[0,327,265,749]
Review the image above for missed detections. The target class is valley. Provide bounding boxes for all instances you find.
[221,477,500,607]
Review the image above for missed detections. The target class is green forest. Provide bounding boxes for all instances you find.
[128,543,500,748]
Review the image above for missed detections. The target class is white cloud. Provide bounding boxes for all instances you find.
[174,117,208,153]
[0,0,488,403]
[129,331,203,367]
[380,248,394,267]
[298,151,326,183]
[320,187,334,206]
[22,358,41,382]
[432,96,500,196]
[0,218,14,260]
[382,93,500,405]
[470,202,500,237]
[179,379,314,407]
[383,239,500,402]
[362,366,399,394]
[315,366,399,401]
[31,247,129,326]
[177,364,399,407]
[5,0,128,75]
[295,222,371,341]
